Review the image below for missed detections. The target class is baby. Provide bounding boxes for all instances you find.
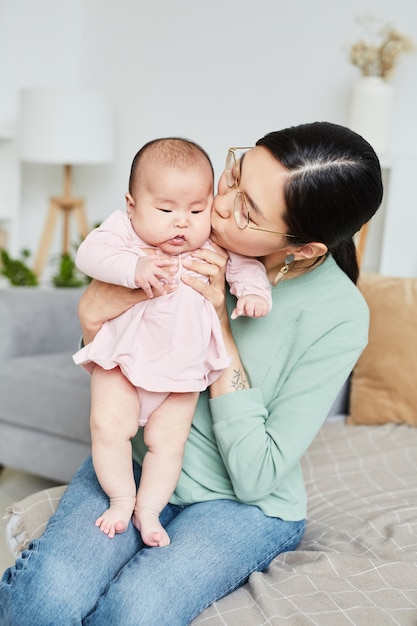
[73,137,272,546]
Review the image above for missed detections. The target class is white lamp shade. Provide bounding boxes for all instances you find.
[19,88,113,165]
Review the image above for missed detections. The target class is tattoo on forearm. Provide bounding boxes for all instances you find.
[231,368,248,391]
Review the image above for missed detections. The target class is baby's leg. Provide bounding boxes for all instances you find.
[90,366,140,538]
[133,391,199,547]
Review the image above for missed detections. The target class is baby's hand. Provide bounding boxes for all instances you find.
[135,254,177,298]
[231,294,270,320]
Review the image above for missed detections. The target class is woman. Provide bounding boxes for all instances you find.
[0,122,383,625]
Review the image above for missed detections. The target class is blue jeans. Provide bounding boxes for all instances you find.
[0,457,305,626]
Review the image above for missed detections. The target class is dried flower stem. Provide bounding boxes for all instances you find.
[349,17,414,79]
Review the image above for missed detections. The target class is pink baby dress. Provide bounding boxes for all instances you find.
[73,211,271,421]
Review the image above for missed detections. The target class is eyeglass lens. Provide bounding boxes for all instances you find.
[226,147,297,238]
[234,192,249,230]
[225,151,238,188]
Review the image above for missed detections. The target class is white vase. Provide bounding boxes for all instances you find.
[348,76,393,157]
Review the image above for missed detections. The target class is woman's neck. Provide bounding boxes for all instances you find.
[262,253,327,284]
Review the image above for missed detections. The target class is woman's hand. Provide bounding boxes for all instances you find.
[181,243,229,324]
[182,244,250,396]
[79,278,177,344]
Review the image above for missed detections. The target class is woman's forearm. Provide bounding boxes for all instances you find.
[209,322,250,398]
[78,280,148,344]
[180,246,249,398]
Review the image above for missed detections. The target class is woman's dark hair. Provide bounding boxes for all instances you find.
[256,122,383,283]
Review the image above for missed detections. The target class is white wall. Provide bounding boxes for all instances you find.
[1,0,416,277]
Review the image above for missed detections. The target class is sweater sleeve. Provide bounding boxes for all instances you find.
[75,211,141,288]
[209,321,367,505]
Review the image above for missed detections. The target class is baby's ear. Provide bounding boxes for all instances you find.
[125,192,135,218]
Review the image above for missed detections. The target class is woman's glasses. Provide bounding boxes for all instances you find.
[225,147,295,237]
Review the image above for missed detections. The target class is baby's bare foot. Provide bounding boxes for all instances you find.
[96,495,135,539]
[132,507,170,547]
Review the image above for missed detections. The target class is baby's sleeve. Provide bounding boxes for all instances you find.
[75,210,141,288]
[226,251,272,312]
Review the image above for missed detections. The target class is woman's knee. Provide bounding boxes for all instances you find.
[0,548,81,626]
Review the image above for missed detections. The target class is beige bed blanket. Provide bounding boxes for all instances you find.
[5,420,417,624]
[193,420,417,624]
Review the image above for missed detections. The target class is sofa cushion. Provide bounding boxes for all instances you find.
[0,351,91,442]
[348,273,417,426]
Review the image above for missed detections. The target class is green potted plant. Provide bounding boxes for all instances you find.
[0,248,38,286]
[51,250,90,288]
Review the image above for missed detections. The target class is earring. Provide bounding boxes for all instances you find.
[272,254,295,286]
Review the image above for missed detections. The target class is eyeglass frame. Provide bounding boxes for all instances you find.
[225,147,296,238]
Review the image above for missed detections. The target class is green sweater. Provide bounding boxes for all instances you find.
[131,256,369,521]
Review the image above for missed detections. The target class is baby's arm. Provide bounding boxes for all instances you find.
[230,294,270,320]
[226,251,273,320]
[76,211,175,290]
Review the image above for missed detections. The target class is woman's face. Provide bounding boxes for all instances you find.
[211,146,292,259]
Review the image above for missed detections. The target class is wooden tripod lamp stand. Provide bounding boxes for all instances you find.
[32,164,90,276]
[20,88,113,278]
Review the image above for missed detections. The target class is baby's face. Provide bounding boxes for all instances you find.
[126,163,213,255]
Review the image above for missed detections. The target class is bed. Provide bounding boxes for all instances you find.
[193,418,417,624]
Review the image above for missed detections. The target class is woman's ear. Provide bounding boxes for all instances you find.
[125,193,135,219]
[293,241,328,260]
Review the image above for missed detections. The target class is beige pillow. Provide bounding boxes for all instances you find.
[348,273,417,426]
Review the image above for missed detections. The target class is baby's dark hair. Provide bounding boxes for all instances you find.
[128,137,214,193]
[257,122,383,283]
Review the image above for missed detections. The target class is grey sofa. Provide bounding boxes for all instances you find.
[0,287,91,483]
